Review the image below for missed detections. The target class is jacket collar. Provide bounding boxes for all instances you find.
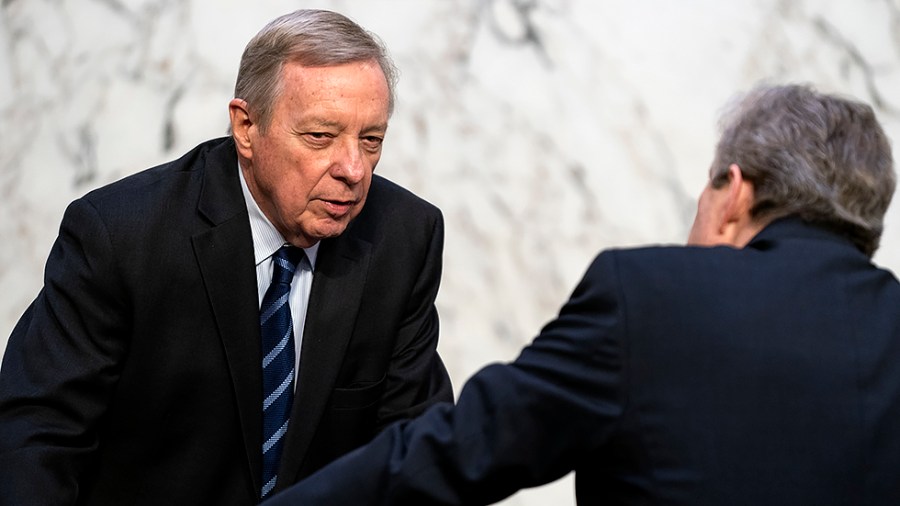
[747,216,861,253]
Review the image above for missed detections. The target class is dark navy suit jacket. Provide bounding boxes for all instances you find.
[266,219,900,505]
[0,137,453,505]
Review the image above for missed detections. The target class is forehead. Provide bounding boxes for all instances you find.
[277,60,389,112]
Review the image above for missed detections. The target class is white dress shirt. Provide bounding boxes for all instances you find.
[239,164,318,387]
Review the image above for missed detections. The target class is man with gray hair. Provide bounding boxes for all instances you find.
[266,84,900,505]
[0,9,452,505]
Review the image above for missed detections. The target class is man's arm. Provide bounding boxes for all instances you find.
[375,207,453,430]
[0,198,129,504]
[266,252,626,505]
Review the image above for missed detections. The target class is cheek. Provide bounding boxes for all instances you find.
[687,194,712,245]
[687,217,704,245]
[275,187,311,216]
[265,157,322,204]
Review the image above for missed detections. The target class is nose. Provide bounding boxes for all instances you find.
[331,137,367,185]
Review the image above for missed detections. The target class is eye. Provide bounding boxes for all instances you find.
[302,132,334,147]
[361,136,383,152]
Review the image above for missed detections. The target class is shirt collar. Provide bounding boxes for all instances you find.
[238,162,319,268]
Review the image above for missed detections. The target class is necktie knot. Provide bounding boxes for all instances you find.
[272,245,305,285]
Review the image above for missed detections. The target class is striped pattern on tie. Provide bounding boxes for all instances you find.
[259,245,305,499]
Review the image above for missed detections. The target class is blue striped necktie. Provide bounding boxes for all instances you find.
[259,245,305,499]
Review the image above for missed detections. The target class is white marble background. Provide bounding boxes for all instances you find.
[2,0,899,504]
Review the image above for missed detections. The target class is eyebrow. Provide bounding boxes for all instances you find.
[362,122,388,135]
[302,119,388,134]
[305,118,344,130]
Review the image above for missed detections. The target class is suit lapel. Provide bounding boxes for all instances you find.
[191,139,263,495]
[278,231,372,485]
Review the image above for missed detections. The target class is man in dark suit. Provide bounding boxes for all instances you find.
[264,84,900,505]
[0,9,452,505]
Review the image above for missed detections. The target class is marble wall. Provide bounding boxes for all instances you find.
[2,0,899,503]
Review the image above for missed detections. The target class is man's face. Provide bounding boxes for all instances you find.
[239,59,390,247]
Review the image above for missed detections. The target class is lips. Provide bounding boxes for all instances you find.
[321,198,358,218]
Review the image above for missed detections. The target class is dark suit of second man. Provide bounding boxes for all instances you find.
[265,84,900,505]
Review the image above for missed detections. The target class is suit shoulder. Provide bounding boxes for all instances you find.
[591,243,697,268]
[344,175,442,245]
[367,175,440,217]
[602,243,743,265]
[63,137,237,236]
[586,243,744,285]
[80,137,233,205]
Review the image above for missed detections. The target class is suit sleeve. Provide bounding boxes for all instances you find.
[0,198,130,505]
[375,208,453,430]
[265,251,627,506]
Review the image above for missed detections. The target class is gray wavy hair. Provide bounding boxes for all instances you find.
[711,84,895,256]
[233,9,399,132]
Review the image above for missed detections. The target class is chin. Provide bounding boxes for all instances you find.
[309,223,351,242]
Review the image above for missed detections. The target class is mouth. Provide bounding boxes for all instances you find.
[320,198,358,218]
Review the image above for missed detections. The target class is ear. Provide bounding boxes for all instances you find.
[229,98,254,160]
[718,164,759,246]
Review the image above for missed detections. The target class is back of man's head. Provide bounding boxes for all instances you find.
[710,84,895,256]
